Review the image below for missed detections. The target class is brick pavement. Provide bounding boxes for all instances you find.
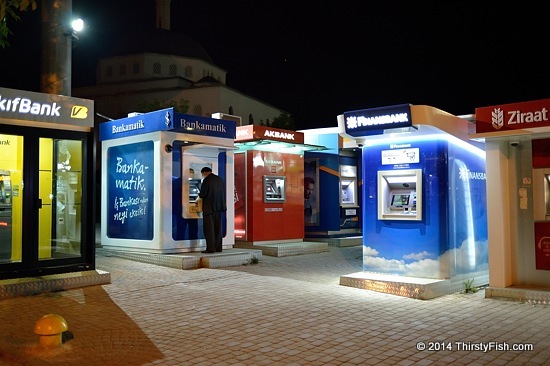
[0,246,549,365]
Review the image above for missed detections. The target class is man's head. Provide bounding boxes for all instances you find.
[201,166,212,178]
[304,177,315,199]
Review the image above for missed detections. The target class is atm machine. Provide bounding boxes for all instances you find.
[377,169,422,221]
[264,176,286,202]
[0,170,12,260]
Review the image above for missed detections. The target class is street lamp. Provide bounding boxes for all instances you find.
[65,18,84,40]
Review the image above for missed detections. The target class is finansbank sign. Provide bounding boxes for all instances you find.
[343,104,412,137]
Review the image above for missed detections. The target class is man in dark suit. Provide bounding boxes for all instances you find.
[198,167,226,253]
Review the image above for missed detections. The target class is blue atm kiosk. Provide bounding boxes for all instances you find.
[99,108,236,253]
[338,104,489,298]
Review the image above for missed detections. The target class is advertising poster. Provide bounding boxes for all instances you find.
[107,141,154,239]
[535,222,550,271]
[304,158,319,225]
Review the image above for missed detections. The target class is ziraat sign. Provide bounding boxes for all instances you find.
[475,99,550,133]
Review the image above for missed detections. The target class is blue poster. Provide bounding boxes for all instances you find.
[107,141,154,239]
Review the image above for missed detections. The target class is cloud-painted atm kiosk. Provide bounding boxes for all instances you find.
[338,104,489,298]
[99,108,236,253]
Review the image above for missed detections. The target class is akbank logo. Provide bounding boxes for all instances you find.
[71,105,88,119]
[491,108,504,130]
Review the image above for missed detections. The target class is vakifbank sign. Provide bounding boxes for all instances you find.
[0,87,94,127]
[475,99,550,133]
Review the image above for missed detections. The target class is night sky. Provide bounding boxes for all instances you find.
[1,1,549,130]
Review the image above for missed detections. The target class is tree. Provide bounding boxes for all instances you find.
[0,0,38,48]
[269,112,296,130]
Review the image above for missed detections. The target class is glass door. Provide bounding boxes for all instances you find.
[0,124,94,280]
[38,138,83,260]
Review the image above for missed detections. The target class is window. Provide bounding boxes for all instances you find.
[249,114,254,124]
[153,62,161,75]
[106,66,113,78]
[185,66,193,78]
[193,104,203,116]
[169,64,177,76]
[229,106,234,115]
[133,63,140,74]
[119,64,126,76]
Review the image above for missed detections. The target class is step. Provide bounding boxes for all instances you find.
[97,248,262,269]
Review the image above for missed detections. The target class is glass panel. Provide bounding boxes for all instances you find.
[0,134,23,263]
[38,138,83,260]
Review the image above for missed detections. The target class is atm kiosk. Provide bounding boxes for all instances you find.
[300,127,362,240]
[99,108,236,253]
[338,104,488,297]
[233,125,325,244]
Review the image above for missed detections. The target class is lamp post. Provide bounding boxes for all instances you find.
[40,0,82,96]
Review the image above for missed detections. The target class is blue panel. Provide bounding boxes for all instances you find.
[447,142,488,275]
[362,136,488,279]
[171,141,229,241]
[363,140,448,278]
[106,141,154,240]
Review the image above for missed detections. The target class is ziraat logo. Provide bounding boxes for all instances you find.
[71,106,88,119]
[0,95,61,117]
[492,107,549,130]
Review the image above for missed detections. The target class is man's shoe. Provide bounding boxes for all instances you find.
[201,250,215,254]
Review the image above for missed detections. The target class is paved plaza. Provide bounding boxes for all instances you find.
[0,245,549,365]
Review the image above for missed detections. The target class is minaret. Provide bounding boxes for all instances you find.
[156,0,171,30]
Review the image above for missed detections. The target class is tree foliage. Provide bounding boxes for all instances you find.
[136,98,190,114]
[0,0,37,49]
[263,112,296,130]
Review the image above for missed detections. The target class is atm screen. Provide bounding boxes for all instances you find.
[391,194,410,207]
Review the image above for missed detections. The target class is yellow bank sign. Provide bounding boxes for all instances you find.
[0,87,94,127]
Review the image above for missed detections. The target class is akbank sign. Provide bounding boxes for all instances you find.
[475,98,550,133]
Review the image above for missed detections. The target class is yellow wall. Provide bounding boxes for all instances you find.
[0,134,23,260]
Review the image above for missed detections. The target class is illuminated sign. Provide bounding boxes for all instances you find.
[475,99,550,133]
[99,108,236,141]
[343,104,412,137]
[235,125,305,144]
[0,87,94,127]
[264,129,294,140]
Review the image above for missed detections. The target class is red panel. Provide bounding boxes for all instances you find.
[535,222,550,271]
[247,150,304,241]
[532,139,550,168]
[475,99,550,133]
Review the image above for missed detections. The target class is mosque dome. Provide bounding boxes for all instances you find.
[110,29,214,64]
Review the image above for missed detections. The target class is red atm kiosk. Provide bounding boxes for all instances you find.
[233,125,324,245]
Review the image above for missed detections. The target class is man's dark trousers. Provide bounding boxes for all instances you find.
[203,211,223,252]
